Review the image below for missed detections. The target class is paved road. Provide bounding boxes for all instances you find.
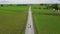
[25,6,34,34]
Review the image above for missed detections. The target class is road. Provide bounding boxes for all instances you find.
[25,6,34,34]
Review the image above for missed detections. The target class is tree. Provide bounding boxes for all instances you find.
[52,4,58,12]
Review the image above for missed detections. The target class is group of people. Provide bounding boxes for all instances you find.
[28,24,31,28]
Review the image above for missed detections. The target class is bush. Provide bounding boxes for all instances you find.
[0,4,3,7]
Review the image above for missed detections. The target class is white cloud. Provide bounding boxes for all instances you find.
[0,0,60,4]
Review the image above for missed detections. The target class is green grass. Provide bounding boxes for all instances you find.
[32,5,60,34]
[0,6,28,34]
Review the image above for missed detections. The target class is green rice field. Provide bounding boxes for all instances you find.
[0,5,28,34]
[32,5,60,34]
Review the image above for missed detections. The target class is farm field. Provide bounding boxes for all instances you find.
[0,5,28,34]
[32,5,60,34]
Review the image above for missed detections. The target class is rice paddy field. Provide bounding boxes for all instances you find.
[0,5,28,34]
[32,4,60,34]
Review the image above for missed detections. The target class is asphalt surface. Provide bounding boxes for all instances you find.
[25,6,34,34]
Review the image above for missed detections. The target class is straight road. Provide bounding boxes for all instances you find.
[25,6,34,34]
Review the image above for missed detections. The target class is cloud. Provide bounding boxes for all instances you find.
[0,0,60,4]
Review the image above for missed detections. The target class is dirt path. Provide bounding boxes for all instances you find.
[25,6,34,34]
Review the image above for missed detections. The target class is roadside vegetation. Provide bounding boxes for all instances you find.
[32,4,60,34]
[0,4,28,34]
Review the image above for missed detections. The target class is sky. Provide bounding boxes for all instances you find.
[0,0,60,4]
